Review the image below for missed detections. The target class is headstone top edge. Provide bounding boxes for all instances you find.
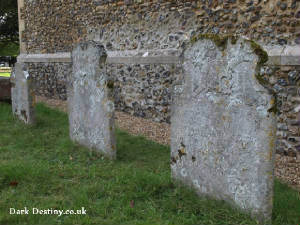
[186,34,268,64]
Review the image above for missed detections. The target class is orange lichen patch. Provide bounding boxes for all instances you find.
[221,115,227,121]
[270,97,276,106]
[268,149,273,162]
[268,95,278,114]
[267,128,276,161]
[31,90,36,106]
[178,147,186,158]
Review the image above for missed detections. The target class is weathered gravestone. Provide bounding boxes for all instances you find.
[68,41,116,159]
[11,63,35,124]
[171,36,277,222]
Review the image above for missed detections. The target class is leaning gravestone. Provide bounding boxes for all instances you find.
[11,63,35,124]
[68,41,116,160]
[171,36,276,222]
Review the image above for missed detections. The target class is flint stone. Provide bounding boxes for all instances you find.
[171,38,277,221]
[68,41,116,160]
[11,63,35,124]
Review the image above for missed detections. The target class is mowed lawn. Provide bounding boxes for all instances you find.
[0,72,10,77]
[0,103,299,225]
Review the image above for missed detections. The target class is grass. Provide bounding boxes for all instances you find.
[0,41,19,56]
[0,102,299,225]
[0,72,10,77]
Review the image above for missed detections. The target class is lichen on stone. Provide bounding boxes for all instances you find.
[106,80,114,89]
[190,33,238,50]
[190,34,277,115]
[246,41,278,115]
[267,94,278,114]
[190,34,268,69]
[247,40,269,67]
[255,73,268,86]
[245,40,270,87]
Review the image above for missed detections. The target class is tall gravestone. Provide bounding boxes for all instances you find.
[11,62,35,124]
[171,37,276,222]
[68,41,116,159]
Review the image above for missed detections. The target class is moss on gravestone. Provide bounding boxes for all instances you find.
[190,33,238,50]
[189,34,277,114]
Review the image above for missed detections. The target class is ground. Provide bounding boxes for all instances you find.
[35,96,300,190]
[0,101,299,225]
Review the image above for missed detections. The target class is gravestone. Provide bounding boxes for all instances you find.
[171,37,276,222]
[11,63,35,124]
[0,76,11,102]
[68,41,116,159]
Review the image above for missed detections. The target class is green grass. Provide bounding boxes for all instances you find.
[0,102,299,225]
[0,72,11,77]
[0,41,19,56]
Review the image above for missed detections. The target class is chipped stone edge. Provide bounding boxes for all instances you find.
[16,46,300,66]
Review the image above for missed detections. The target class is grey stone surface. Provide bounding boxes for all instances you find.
[171,38,277,221]
[68,41,116,159]
[16,45,300,65]
[17,53,72,63]
[11,63,35,124]
[16,46,299,155]
[106,49,181,64]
